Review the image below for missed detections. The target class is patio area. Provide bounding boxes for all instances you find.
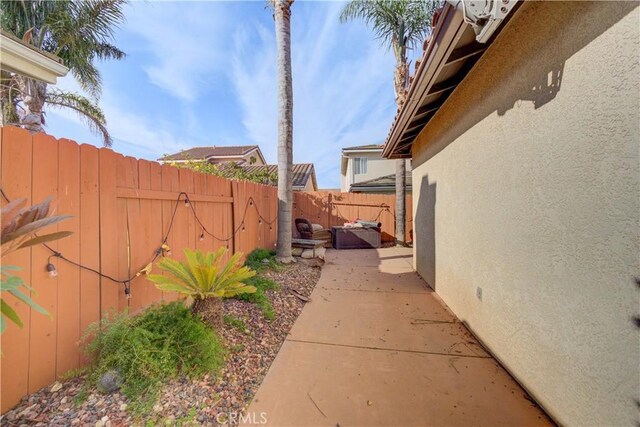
[245,247,552,426]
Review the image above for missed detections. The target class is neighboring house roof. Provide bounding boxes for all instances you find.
[0,31,68,84]
[382,3,519,159]
[159,145,265,164]
[243,163,317,190]
[350,174,412,193]
[342,144,385,152]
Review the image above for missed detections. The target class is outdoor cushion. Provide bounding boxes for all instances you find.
[311,223,323,231]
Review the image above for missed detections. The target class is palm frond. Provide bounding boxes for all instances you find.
[340,0,437,53]
[45,88,113,147]
[147,248,257,300]
[1,0,127,98]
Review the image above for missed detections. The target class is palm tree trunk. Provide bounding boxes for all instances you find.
[395,159,406,246]
[192,296,223,328]
[393,59,409,107]
[274,0,294,263]
[15,76,47,133]
[394,60,408,246]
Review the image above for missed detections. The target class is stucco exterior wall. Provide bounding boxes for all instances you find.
[411,2,639,426]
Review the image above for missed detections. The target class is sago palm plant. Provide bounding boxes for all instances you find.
[147,248,256,327]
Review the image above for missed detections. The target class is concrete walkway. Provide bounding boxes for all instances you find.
[245,248,551,426]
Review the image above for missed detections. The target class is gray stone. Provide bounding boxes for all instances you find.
[97,370,121,393]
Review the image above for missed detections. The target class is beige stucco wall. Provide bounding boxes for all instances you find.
[411,2,639,426]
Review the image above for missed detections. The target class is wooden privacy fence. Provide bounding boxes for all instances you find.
[293,191,412,243]
[0,127,277,412]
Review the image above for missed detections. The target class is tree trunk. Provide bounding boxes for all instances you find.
[393,60,408,246]
[274,0,294,263]
[15,75,47,133]
[192,297,223,329]
[393,60,409,108]
[395,159,406,246]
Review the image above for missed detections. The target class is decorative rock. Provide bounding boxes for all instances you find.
[316,247,326,260]
[97,370,121,393]
[50,382,63,393]
[119,403,128,412]
[261,258,270,264]
[300,247,326,259]
[291,247,304,256]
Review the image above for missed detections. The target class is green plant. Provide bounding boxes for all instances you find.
[82,302,226,413]
[235,275,279,321]
[147,248,256,299]
[223,314,247,332]
[147,248,256,325]
[1,197,72,333]
[171,160,278,186]
[244,248,282,272]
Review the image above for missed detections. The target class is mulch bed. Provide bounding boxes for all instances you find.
[1,260,322,427]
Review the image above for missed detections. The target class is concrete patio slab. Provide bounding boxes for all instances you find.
[289,288,488,357]
[318,266,428,293]
[244,248,551,426]
[248,341,550,427]
[324,247,414,269]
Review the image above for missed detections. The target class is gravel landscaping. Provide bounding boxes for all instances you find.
[1,259,322,427]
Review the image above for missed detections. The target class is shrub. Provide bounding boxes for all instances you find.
[244,248,282,272]
[147,248,256,325]
[223,314,247,332]
[82,302,226,413]
[235,275,279,320]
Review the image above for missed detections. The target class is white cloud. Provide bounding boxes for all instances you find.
[231,2,397,187]
[46,75,190,159]
[124,2,232,102]
[44,1,399,187]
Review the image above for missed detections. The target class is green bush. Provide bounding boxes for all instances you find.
[82,302,226,413]
[244,248,282,272]
[235,275,279,320]
[223,314,247,332]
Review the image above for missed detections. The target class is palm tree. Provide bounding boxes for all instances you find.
[0,0,127,147]
[340,0,437,245]
[270,0,295,263]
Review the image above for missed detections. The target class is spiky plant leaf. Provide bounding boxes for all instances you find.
[147,248,257,302]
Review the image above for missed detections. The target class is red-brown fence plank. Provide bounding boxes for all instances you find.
[55,138,81,376]
[146,161,164,304]
[99,148,120,316]
[79,144,101,365]
[0,127,34,412]
[164,165,182,302]
[28,133,59,393]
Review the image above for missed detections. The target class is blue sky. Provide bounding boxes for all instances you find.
[46,0,409,188]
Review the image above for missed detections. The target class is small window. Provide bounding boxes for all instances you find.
[353,157,367,175]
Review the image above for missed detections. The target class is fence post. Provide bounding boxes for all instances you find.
[327,192,332,228]
[231,181,238,255]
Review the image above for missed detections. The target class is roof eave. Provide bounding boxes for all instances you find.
[0,32,68,84]
[382,3,465,159]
